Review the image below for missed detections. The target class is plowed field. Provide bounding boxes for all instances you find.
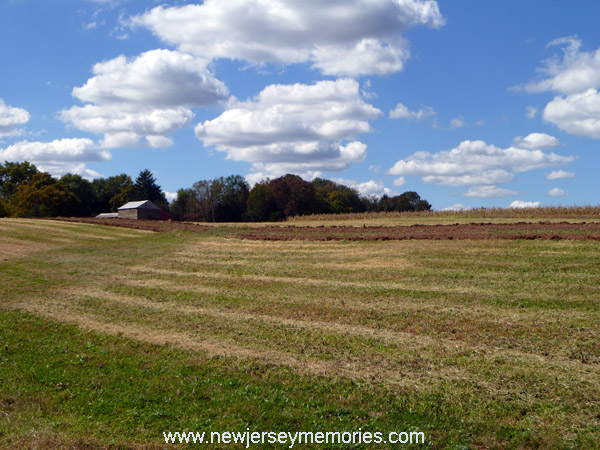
[57,217,600,241]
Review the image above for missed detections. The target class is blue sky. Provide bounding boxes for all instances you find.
[0,0,598,210]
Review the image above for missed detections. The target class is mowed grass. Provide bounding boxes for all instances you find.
[0,218,599,449]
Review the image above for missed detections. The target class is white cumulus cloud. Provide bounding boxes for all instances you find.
[440,203,471,212]
[388,134,573,188]
[39,162,104,180]
[449,116,465,129]
[547,187,567,197]
[546,169,575,180]
[520,37,600,139]
[526,106,538,119]
[509,200,541,209]
[513,132,559,149]
[521,36,600,95]
[196,79,381,181]
[0,99,30,137]
[543,88,600,138]
[331,177,395,197]
[389,103,435,120]
[62,105,194,148]
[163,191,177,202]
[393,176,406,187]
[354,179,395,197]
[0,138,109,178]
[71,49,228,108]
[131,0,444,77]
[0,138,108,162]
[463,186,517,198]
[62,49,229,148]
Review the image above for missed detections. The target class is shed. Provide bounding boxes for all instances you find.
[95,212,119,219]
[117,200,161,220]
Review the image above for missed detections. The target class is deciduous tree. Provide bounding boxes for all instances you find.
[59,174,95,217]
[14,172,80,217]
[91,174,133,213]
[0,161,39,213]
[170,188,198,221]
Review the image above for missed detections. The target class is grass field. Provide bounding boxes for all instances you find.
[1,218,599,449]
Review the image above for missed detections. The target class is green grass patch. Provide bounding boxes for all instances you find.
[0,309,464,449]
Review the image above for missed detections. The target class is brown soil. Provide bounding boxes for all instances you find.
[52,217,600,241]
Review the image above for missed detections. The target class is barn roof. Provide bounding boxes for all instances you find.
[95,212,119,218]
[118,200,160,210]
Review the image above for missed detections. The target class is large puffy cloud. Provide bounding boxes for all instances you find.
[61,105,195,148]
[196,79,381,181]
[131,0,444,77]
[0,138,109,178]
[243,141,368,184]
[388,134,574,198]
[0,138,108,162]
[0,99,29,137]
[72,50,228,108]
[61,49,229,148]
[521,37,600,139]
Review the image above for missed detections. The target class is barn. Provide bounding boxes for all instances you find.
[117,200,161,220]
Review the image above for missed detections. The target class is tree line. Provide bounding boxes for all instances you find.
[0,161,431,221]
[171,173,431,221]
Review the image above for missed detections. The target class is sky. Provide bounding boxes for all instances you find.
[0,0,599,210]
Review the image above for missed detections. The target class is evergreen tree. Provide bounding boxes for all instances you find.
[134,169,167,206]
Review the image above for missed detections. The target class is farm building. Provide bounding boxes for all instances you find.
[117,200,161,220]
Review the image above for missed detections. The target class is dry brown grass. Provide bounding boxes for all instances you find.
[0,236,53,261]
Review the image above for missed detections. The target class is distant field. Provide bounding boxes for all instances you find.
[69,206,598,228]
[286,206,600,227]
[1,218,599,449]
